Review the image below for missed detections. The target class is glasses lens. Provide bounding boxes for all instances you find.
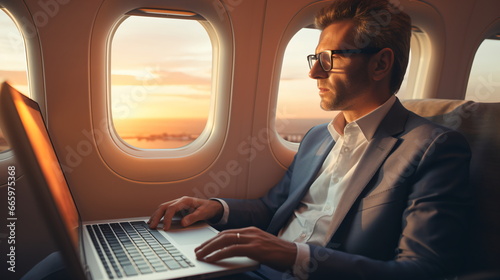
[307,55,317,69]
[319,51,332,71]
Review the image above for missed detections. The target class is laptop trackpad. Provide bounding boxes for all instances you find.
[165,225,218,245]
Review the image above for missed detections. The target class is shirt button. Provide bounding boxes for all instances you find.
[300,233,307,239]
[325,205,331,211]
[343,147,350,153]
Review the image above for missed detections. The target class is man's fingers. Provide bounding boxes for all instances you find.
[180,204,210,227]
[195,232,249,262]
[149,197,221,231]
[200,244,251,263]
[194,227,296,271]
[195,232,242,260]
[196,229,247,251]
[161,199,192,230]
[148,201,173,228]
[161,207,176,231]
[148,198,189,230]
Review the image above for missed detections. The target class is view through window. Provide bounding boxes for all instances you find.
[0,8,30,152]
[110,14,213,149]
[465,38,500,102]
[276,28,330,143]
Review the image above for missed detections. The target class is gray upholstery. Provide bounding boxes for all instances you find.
[402,99,500,277]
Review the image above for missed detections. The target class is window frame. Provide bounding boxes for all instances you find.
[0,2,44,186]
[464,34,500,102]
[90,0,234,182]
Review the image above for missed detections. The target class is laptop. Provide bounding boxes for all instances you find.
[0,82,258,280]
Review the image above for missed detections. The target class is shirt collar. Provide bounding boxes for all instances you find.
[327,95,397,141]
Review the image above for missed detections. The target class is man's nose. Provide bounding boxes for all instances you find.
[309,60,328,79]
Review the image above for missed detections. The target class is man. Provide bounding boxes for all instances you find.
[149,0,472,279]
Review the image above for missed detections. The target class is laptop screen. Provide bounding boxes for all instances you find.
[0,82,80,250]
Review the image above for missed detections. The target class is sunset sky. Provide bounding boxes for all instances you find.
[0,9,29,94]
[110,16,213,121]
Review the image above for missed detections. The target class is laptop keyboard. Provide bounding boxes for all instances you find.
[86,221,194,278]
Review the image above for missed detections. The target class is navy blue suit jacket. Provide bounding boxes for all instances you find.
[222,99,472,279]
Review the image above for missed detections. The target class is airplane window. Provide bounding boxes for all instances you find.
[277,27,415,143]
[465,37,500,102]
[110,14,212,149]
[0,8,30,153]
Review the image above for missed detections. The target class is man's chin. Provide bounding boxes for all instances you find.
[320,101,338,111]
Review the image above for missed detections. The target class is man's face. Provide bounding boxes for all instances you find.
[309,20,372,111]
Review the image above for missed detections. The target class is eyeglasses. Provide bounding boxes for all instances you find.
[307,48,381,72]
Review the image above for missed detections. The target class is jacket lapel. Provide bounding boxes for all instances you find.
[267,131,334,234]
[328,99,409,236]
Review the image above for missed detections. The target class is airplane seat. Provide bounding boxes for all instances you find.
[402,99,500,279]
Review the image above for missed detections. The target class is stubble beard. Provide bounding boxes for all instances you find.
[319,89,347,111]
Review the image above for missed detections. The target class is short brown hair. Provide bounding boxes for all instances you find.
[315,0,412,94]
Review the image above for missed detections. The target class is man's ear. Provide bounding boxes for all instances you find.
[371,48,394,81]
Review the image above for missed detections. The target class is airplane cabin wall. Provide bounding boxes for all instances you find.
[415,0,500,99]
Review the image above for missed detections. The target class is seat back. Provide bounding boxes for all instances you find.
[402,99,500,273]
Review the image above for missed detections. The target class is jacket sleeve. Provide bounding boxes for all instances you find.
[219,148,297,230]
[307,130,473,280]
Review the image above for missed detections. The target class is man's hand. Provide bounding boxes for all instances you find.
[195,227,297,272]
[148,196,223,231]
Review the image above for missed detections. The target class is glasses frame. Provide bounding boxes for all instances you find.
[307,48,381,71]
